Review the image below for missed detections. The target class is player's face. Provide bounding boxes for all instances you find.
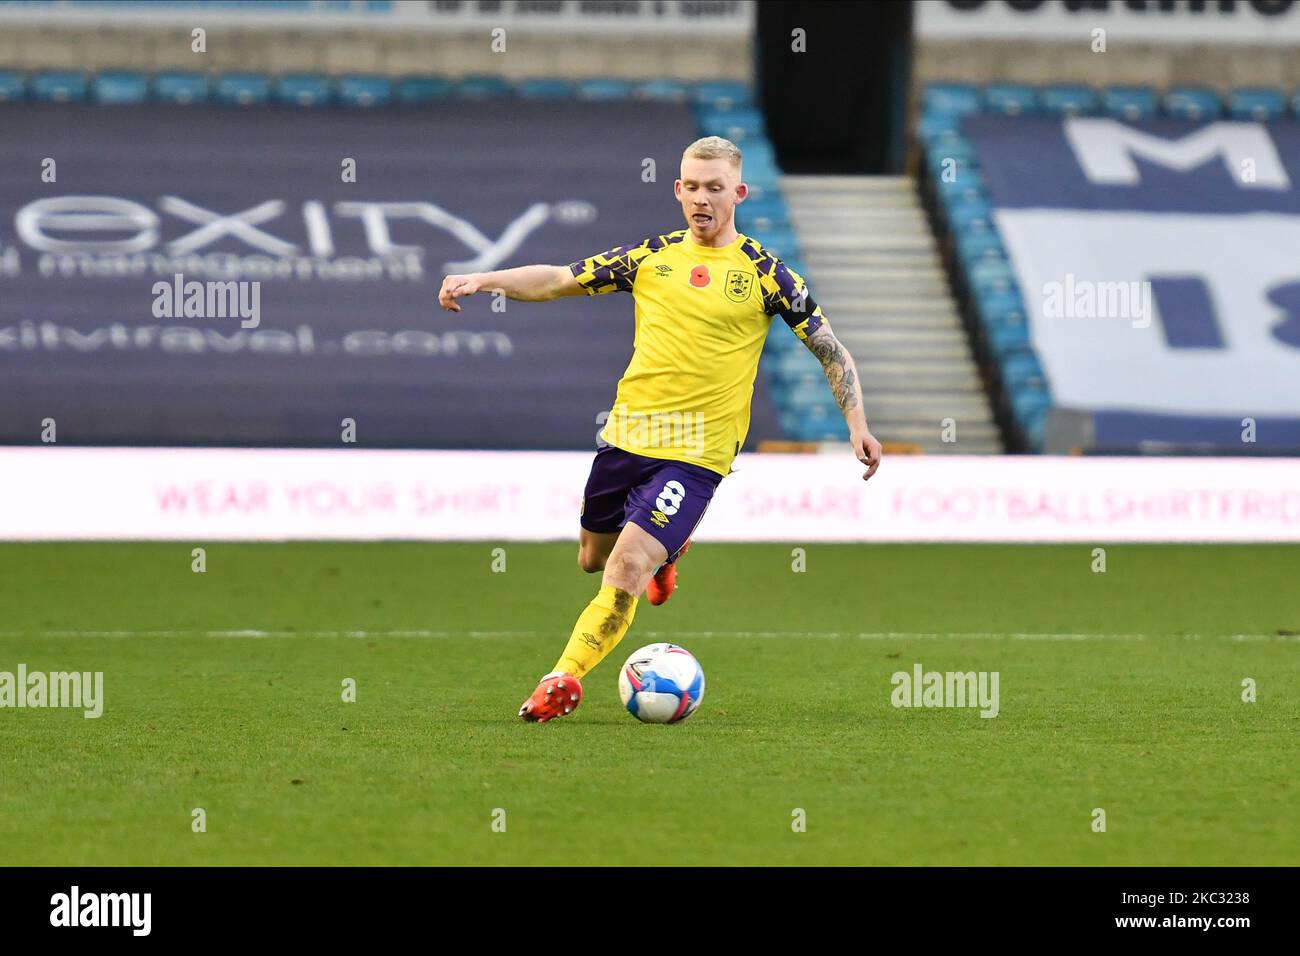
[675,157,747,244]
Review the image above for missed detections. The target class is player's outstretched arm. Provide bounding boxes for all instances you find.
[803,323,882,481]
[438,265,583,312]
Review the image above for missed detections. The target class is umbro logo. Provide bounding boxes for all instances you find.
[653,264,674,276]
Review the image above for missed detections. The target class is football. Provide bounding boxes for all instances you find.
[617,642,705,723]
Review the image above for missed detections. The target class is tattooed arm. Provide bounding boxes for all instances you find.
[804,323,882,481]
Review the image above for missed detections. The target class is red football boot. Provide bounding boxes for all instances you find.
[646,540,691,607]
[518,672,582,723]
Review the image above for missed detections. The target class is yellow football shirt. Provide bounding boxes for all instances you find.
[568,229,826,477]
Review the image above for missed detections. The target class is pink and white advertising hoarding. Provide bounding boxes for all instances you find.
[2,448,1298,542]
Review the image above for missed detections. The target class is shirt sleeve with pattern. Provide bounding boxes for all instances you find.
[760,256,827,341]
[568,234,675,295]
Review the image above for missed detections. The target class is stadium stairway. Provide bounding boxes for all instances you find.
[780,175,1002,453]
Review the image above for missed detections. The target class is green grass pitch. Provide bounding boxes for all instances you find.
[1,541,1296,866]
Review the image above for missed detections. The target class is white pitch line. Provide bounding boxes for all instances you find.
[0,629,1292,642]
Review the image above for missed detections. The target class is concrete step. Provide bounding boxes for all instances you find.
[836,343,975,362]
[800,250,944,270]
[801,234,938,253]
[838,326,971,344]
[781,175,913,193]
[821,313,964,330]
[816,313,960,332]
[862,394,995,418]
[868,421,1003,443]
[816,295,957,312]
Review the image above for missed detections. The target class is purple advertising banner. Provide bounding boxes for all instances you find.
[0,100,780,449]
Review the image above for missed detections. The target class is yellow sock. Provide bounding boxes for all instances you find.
[552,585,638,679]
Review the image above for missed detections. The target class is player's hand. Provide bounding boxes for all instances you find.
[852,427,882,481]
[439,273,484,312]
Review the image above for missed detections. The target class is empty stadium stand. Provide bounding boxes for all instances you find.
[0,68,857,453]
[917,79,1300,455]
[775,176,1001,452]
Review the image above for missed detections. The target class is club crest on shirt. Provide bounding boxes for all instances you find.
[725,269,753,303]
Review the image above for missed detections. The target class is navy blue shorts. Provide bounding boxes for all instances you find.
[579,445,723,563]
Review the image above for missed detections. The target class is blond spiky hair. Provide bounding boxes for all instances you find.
[682,135,742,168]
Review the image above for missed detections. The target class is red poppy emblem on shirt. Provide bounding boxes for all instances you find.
[689,265,711,287]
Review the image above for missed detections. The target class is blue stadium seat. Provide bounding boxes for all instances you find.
[1102,86,1158,121]
[397,76,453,103]
[1001,351,1049,392]
[770,347,822,379]
[93,71,148,105]
[1229,87,1285,122]
[947,197,994,233]
[744,175,782,203]
[740,158,781,186]
[337,74,392,108]
[738,139,778,167]
[924,135,976,166]
[576,77,633,100]
[215,73,271,106]
[766,360,820,390]
[515,78,574,100]
[922,82,980,117]
[1041,84,1100,116]
[956,231,1006,268]
[698,107,765,142]
[969,258,1017,297]
[919,126,967,156]
[928,154,981,187]
[937,174,986,207]
[763,329,802,359]
[0,70,24,102]
[691,80,752,111]
[738,211,791,235]
[749,229,798,260]
[154,71,208,104]
[925,136,980,181]
[31,71,87,103]
[988,319,1031,358]
[763,331,801,362]
[783,387,842,414]
[1012,394,1050,450]
[783,406,848,442]
[918,111,964,141]
[634,78,690,102]
[744,164,783,190]
[976,289,1025,325]
[737,199,790,234]
[1011,388,1052,429]
[274,73,332,107]
[456,74,512,98]
[1163,86,1221,120]
[983,83,1039,116]
[736,193,788,222]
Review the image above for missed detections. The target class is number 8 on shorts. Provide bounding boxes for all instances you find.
[655,480,686,515]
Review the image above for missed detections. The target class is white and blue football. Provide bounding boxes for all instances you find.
[618,643,705,724]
